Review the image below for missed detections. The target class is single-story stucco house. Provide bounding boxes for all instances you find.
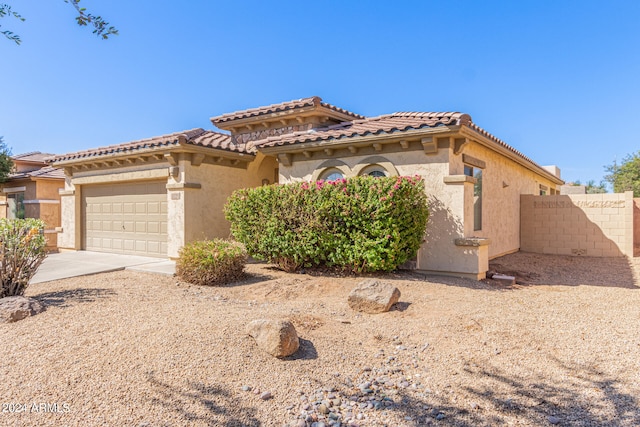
[0,152,64,249]
[50,96,564,279]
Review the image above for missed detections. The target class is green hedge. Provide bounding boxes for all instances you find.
[224,175,429,273]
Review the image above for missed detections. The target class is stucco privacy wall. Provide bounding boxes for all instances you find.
[521,192,634,257]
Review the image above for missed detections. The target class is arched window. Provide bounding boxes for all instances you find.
[359,164,388,178]
[319,168,344,181]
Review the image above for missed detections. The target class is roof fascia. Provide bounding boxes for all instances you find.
[212,105,357,130]
[459,126,564,185]
[52,143,254,167]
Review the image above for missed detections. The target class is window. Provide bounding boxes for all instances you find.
[464,165,482,231]
[7,192,25,219]
[539,185,548,196]
[359,164,388,178]
[473,169,482,231]
[319,169,344,181]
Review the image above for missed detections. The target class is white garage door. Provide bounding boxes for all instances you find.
[83,181,168,257]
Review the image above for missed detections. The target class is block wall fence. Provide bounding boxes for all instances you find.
[520,192,635,257]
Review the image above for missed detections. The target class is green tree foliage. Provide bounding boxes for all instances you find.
[571,179,607,194]
[1,1,117,45]
[604,151,640,196]
[224,176,430,273]
[0,137,13,183]
[0,218,48,297]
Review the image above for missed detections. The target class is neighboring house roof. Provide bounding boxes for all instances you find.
[256,112,471,148]
[9,165,65,180]
[211,96,365,125]
[12,152,56,163]
[51,128,251,164]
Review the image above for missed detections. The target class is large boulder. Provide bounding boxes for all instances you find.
[348,279,400,314]
[0,296,46,324]
[247,319,299,358]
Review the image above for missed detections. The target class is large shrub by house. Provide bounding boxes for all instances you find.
[224,175,429,273]
[0,218,47,298]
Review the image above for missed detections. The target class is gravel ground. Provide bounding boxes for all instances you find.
[1,252,640,427]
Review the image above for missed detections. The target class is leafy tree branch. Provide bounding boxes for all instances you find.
[0,1,117,45]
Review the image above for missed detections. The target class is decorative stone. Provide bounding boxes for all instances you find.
[492,274,516,286]
[247,319,300,358]
[0,296,45,323]
[348,280,400,314]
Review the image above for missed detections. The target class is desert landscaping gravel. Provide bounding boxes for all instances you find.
[1,252,640,426]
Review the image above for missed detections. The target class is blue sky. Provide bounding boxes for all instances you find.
[1,0,639,186]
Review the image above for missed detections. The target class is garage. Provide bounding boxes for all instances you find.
[82,181,168,257]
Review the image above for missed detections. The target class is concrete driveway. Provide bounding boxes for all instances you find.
[30,251,175,284]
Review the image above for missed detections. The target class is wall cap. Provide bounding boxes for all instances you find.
[454,237,491,247]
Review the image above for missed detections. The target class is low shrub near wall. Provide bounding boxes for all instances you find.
[0,218,48,298]
[224,176,429,273]
[176,239,247,286]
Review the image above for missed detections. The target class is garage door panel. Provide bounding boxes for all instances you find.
[83,181,168,257]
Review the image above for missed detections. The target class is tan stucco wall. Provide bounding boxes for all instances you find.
[277,144,483,276]
[521,192,634,257]
[276,138,561,278]
[452,143,560,259]
[171,154,273,256]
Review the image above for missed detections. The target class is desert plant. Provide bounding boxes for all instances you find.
[176,239,247,286]
[0,218,47,298]
[225,175,429,273]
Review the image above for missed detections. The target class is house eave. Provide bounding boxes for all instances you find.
[459,126,564,185]
[257,125,462,155]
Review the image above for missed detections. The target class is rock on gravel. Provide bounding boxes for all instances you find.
[247,319,300,357]
[347,279,400,314]
[0,295,45,323]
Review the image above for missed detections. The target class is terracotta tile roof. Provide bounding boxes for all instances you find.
[255,111,560,182]
[191,131,255,154]
[257,112,471,147]
[51,128,252,164]
[211,96,364,125]
[9,166,65,180]
[12,152,56,163]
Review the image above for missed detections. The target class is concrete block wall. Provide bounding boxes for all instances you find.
[521,192,634,257]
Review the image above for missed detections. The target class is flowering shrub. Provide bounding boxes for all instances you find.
[0,218,47,298]
[224,175,429,273]
[176,239,247,286]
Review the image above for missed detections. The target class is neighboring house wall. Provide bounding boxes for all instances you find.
[521,192,635,257]
[0,179,62,249]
